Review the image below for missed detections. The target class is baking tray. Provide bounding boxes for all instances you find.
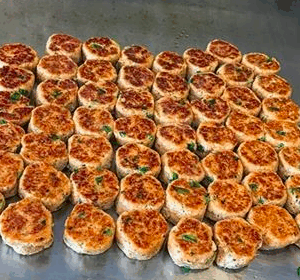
[0,0,300,279]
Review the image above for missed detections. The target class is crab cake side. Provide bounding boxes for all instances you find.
[0,198,53,255]
[202,150,244,184]
[162,179,207,224]
[19,162,71,212]
[116,173,165,214]
[114,115,156,147]
[206,180,252,221]
[0,151,24,198]
[160,149,205,185]
[242,171,287,206]
[247,204,300,250]
[237,140,278,174]
[36,79,78,111]
[73,106,114,139]
[214,217,262,269]
[64,203,115,255]
[285,175,300,215]
[278,147,300,178]
[115,143,161,178]
[116,209,168,260]
[68,134,113,171]
[115,88,154,118]
[155,123,196,155]
[29,104,75,141]
[118,45,154,68]
[0,120,25,152]
[168,217,216,269]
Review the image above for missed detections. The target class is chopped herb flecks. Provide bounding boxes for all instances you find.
[276,130,286,136]
[95,176,103,184]
[249,183,258,192]
[52,89,62,98]
[182,234,197,243]
[102,125,112,133]
[103,228,113,236]
[119,131,126,137]
[187,142,195,152]
[171,172,178,181]
[174,186,190,195]
[139,166,149,174]
[0,119,7,124]
[78,211,86,218]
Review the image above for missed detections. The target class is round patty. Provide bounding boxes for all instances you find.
[0,120,25,152]
[118,45,154,68]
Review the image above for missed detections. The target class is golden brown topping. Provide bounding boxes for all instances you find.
[207,39,241,60]
[158,124,196,145]
[190,73,224,94]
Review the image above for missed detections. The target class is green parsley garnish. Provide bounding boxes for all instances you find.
[103,228,113,236]
[97,88,106,95]
[18,89,28,96]
[102,125,112,134]
[174,186,190,195]
[139,166,149,174]
[261,116,268,122]
[73,168,79,174]
[181,266,191,273]
[268,106,279,112]
[78,211,86,218]
[203,176,214,185]
[189,180,201,188]
[290,187,300,195]
[249,183,258,192]
[197,144,205,153]
[187,142,195,152]
[147,134,154,141]
[95,176,103,184]
[171,172,178,181]
[208,99,216,106]
[258,197,264,204]
[146,112,153,118]
[277,143,285,149]
[297,266,300,276]
[276,130,286,136]
[182,234,197,243]
[119,131,126,137]
[0,119,7,124]
[258,136,266,142]
[10,91,21,101]
[52,89,62,98]
[266,56,273,62]
[50,134,60,141]
[204,193,210,204]
[205,252,217,265]
[90,43,102,49]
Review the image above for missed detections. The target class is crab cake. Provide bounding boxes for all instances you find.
[64,203,115,255]
[20,133,68,170]
[73,106,114,139]
[206,39,242,64]
[0,151,23,198]
[222,86,261,116]
[116,209,168,260]
[19,162,71,211]
[29,104,75,141]
[0,91,33,125]
[168,217,216,269]
[160,149,205,184]
[78,81,118,111]
[243,172,287,206]
[285,175,300,215]
[155,124,196,155]
[242,52,280,76]
[71,167,119,209]
[278,147,300,178]
[82,37,120,63]
[118,65,154,91]
[154,97,193,125]
[0,120,25,152]
[252,74,292,99]
[214,217,262,269]
[0,198,53,255]
[196,122,237,157]
[202,150,244,184]
[0,43,39,71]
[116,173,164,214]
[183,48,218,78]
[77,59,117,85]
[46,33,82,63]
[68,134,113,171]
[226,111,265,143]
[115,143,161,178]
[237,140,278,174]
[0,65,35,93]
[206,180,252,221]
[36,79,78,111]
[247,204,300,250]
[191,97,230,126]
[217,63,254,88]
[118,45,154,68]
[115,88,154,118]
[261,97,300,123]
[264,120,300,151]
[114,115,156,147]
[162,179,207,224]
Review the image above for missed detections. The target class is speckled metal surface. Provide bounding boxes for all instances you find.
[0,0,299,279]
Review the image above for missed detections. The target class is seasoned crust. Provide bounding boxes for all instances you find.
[152,71,189,100]
[162,179,207,224]
[0,151,24,198]
[237,140,278,174]
[20,133,68,171]
[68,134,113,171]
[29,104,75,141]
[115,143,161,178]
[114,115,156,147]
[36,79,78,111]
[278,147,300,178]
[19,162,71,211]
[242,172,287,206]
[116,173,165,214]
[206,180,252,221]
[71,167,119,209]
[64,203,115,255]
[73,106,114,139]
[155,123,196,155]
[118,45,154,68]
[0,120,25,152]
[168,217,217,269]
[116,209,168,260]
[77,59,117,85]
[0,198,53,255]
[286,175,300,215]
[78,81,118,111]
[214,217,262,269]
[160,149,205,184]
[247,204,300,250]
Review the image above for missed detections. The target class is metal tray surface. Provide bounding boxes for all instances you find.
[0,0,299,279]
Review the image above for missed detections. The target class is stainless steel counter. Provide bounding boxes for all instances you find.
[0,0,299,279]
